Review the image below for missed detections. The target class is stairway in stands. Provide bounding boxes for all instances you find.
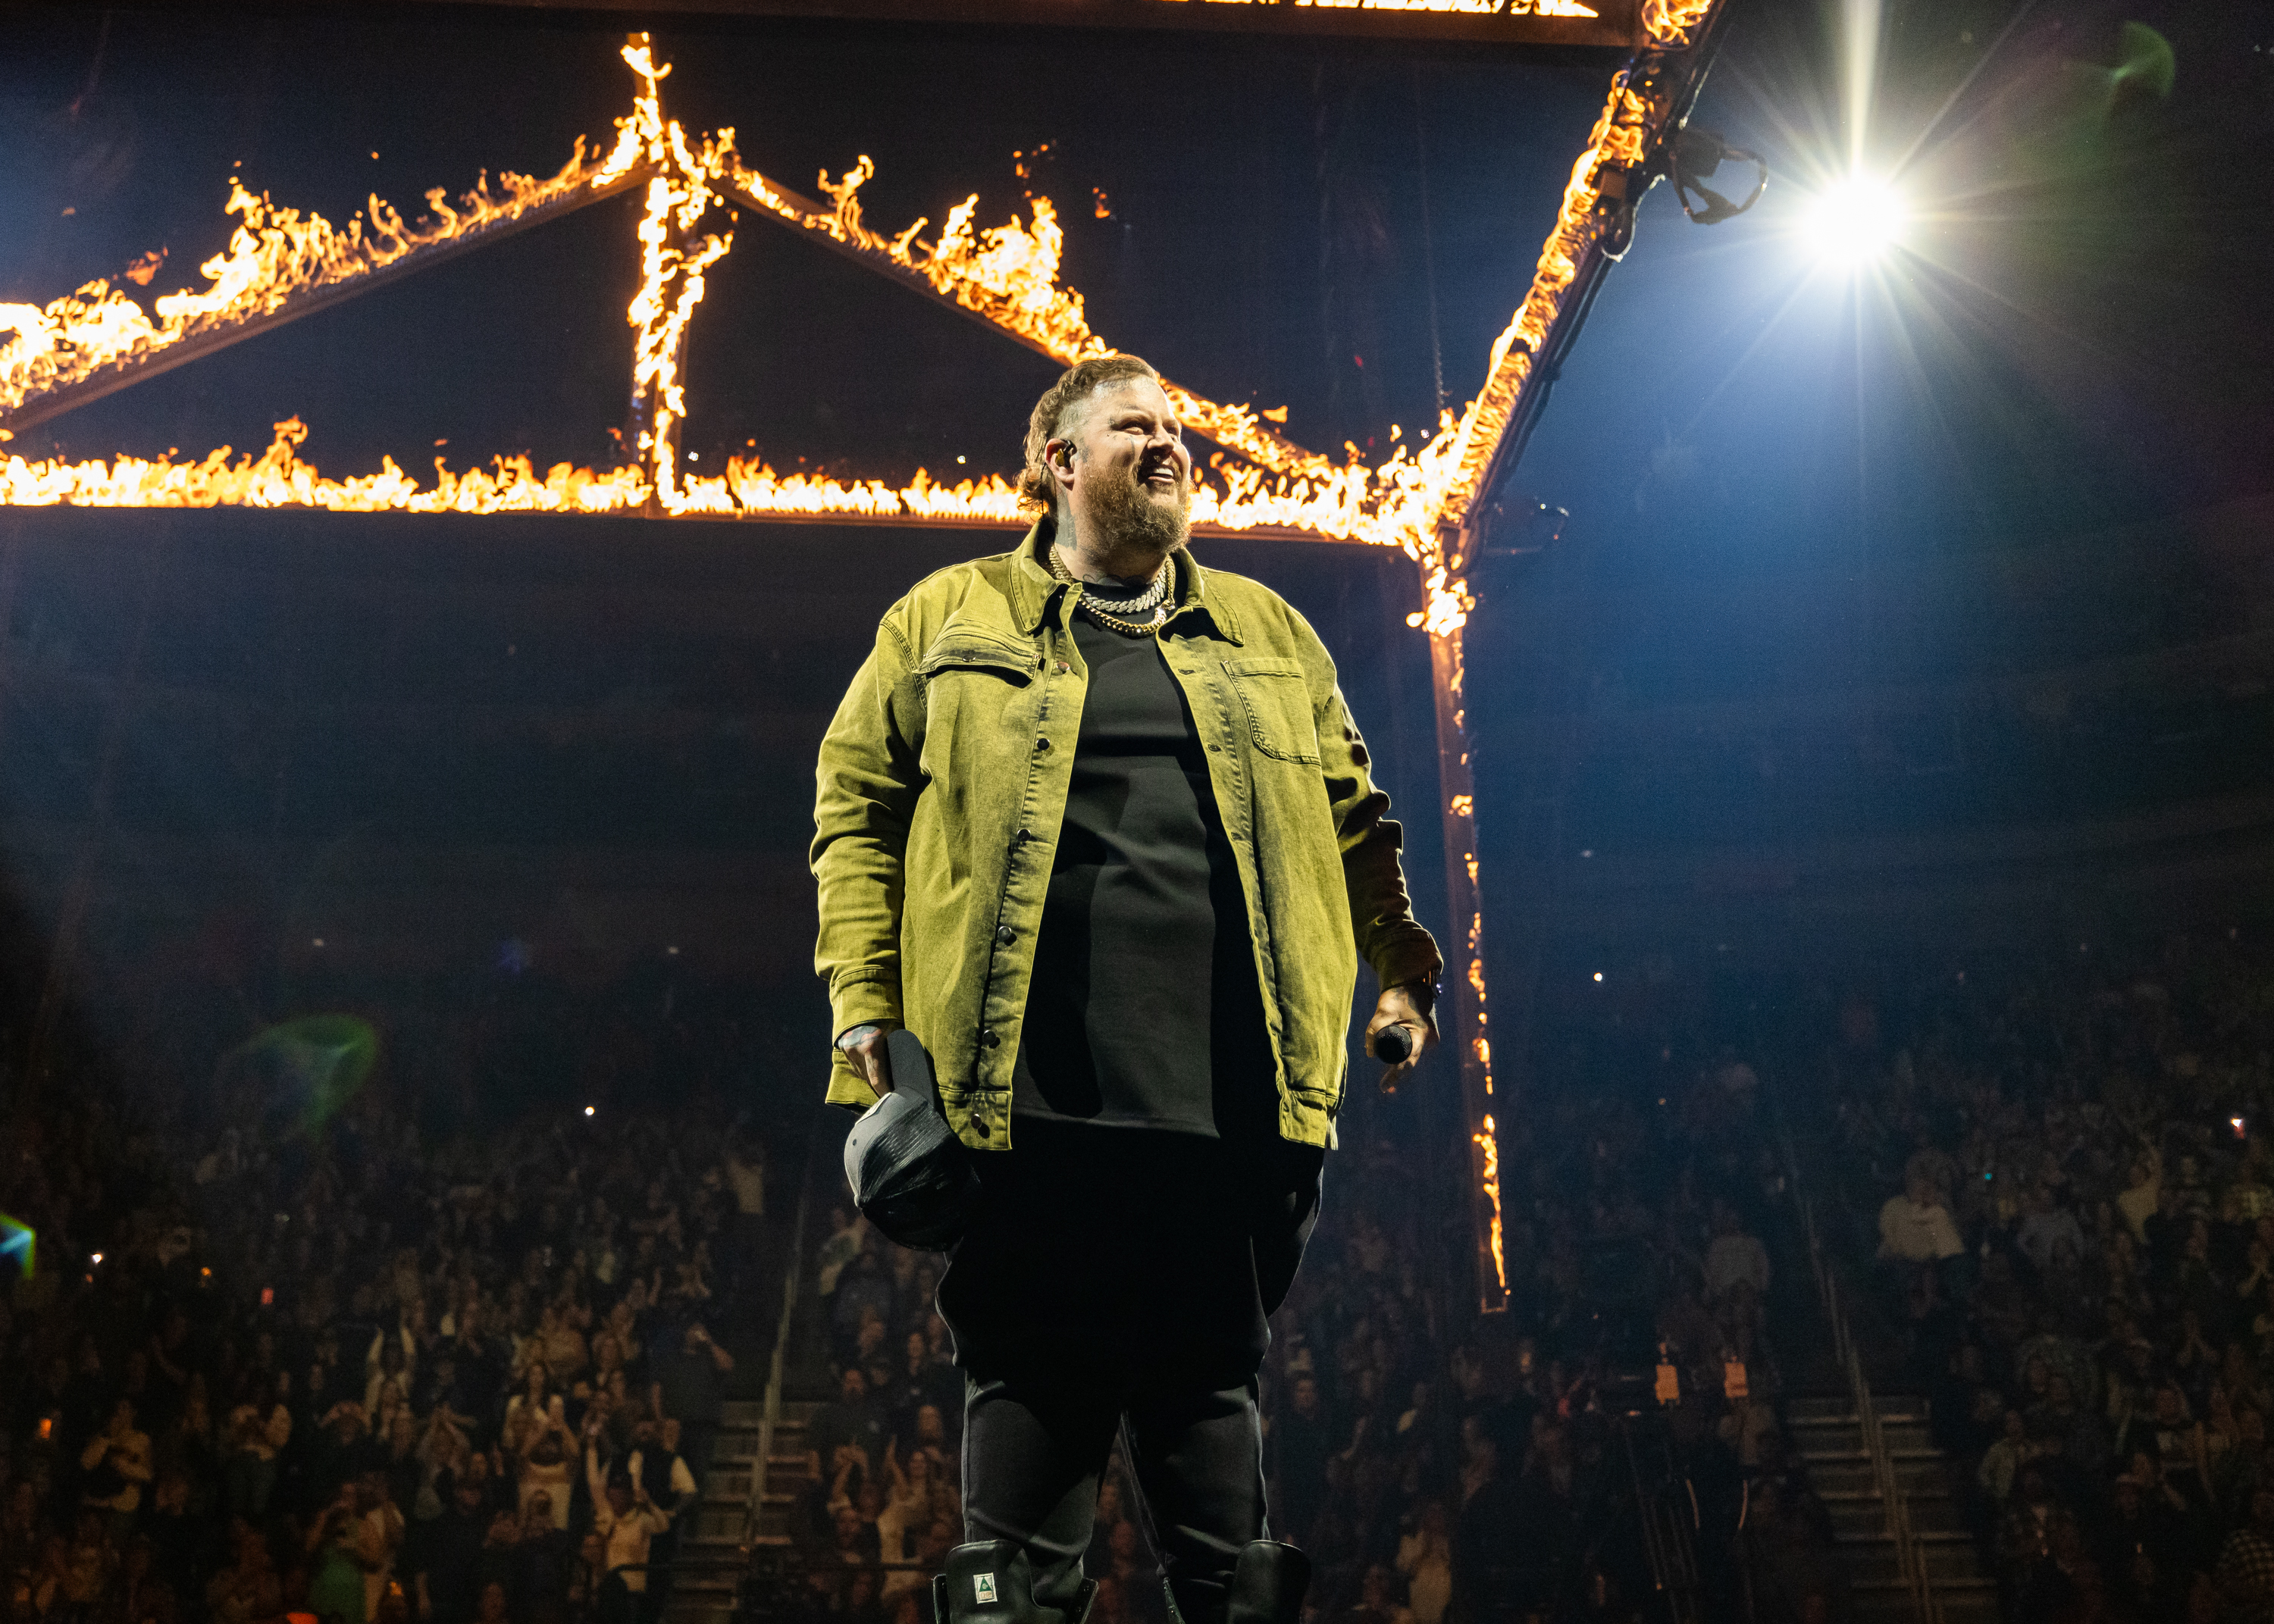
[665,1400,769,1624]
[1788,1395,1999,1622]
[666,1116,842,1624]
[744,1400,824,1559]
[669,1369,827,1622]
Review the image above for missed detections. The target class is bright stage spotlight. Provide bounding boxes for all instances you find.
[1803,174,1908,266]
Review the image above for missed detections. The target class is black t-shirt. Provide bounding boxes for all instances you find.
[1012,608,1274,1139]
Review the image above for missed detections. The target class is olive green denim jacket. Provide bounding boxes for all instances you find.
[810,524,1442,1151]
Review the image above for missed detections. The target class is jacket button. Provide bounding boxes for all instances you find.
[995,926,1016,945]
[1035,737,1051,753]
[979,1028,1001,1049]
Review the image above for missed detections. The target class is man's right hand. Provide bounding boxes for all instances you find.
[835,1025,897,1099]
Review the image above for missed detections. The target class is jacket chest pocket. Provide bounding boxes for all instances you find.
[916,629,1039,755]
[1223,657,1320,765]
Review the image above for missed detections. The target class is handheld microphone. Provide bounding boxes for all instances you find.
[1372,1025,1414,1065]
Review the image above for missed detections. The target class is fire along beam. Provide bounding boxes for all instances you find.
[713,163,1335,485]
[1422,0,1734,1313]
[0,167,655,443]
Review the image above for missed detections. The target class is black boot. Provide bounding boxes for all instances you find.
[1163,1541,1311,1624]
[933,1541,1097,1624]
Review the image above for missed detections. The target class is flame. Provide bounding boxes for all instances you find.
[617,38,735,510]
[714,148,1336,487]
[1642,0,1717,45]
[1388,23,1717,634]
[1472,1113,1507,1294]
[0,136,649,433]
[0,30,1480,611]
[1386,0,1717,1313]
[0,419,626,513]
[0,19,1707,646]
[725,151,1113,377]
[0,418,1377,534]
[1427,97,1639,543]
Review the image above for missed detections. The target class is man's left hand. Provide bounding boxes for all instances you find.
[1365,984,1440,1094]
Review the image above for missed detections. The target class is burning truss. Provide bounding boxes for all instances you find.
[0,0,1731,1309]
[0,41,1334,528]
[0,143,652,437]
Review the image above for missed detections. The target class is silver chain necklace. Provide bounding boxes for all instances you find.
[1048,548,1174,636]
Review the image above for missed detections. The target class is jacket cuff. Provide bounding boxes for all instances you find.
[828,970,902,1042]
[1370,929,1445,997]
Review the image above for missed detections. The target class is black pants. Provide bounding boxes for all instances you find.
[964,1369,1264,1616]
[938,1121,1323,1616]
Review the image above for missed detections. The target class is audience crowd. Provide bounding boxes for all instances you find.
[801,928,2274,1623]
[1831,932,2274,1622]
[1245,1053,1827,1624]
[0,967,785,1624]
[23,925,2274,1624]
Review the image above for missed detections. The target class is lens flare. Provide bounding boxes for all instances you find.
[1803,174,1907,265]
[224,1015,380,1132]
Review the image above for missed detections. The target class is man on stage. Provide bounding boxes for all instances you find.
[810,355,1442,1624]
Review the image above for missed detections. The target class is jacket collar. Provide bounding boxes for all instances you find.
[1009,520,1243,646]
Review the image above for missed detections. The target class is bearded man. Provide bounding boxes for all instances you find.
[811,355,1442,1624]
